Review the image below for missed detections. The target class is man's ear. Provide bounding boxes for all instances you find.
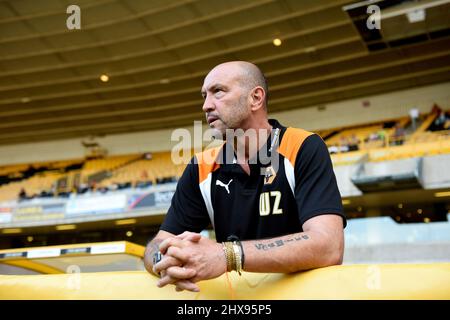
[250,87,266,111]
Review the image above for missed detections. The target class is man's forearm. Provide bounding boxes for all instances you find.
[240,230,343,273]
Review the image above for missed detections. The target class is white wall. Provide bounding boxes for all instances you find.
[0,81,449,166]
[344,216,450,263]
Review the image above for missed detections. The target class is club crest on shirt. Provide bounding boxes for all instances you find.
[264,166,276,185]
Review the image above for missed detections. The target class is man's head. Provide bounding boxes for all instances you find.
[201,61,268,136]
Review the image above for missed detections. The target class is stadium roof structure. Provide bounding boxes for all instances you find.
[0,0,449,145]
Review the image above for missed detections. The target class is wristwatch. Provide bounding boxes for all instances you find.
[152,250,163,266]
[152,250,163,277]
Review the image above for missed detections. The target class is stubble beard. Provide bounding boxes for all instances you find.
[220,94,250,139]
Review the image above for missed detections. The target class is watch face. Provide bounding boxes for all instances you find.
[153,251,163,265]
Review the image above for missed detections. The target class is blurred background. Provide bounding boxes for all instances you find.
[0,0,449,274]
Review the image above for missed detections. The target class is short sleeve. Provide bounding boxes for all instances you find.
[160,157,211,235]
[294,134,346,227]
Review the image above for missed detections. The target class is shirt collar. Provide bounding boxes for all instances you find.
[219,119,286,172]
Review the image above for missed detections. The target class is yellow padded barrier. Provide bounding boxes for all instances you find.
[1,263,449,299]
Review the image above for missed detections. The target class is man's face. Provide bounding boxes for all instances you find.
[201,64,250,138]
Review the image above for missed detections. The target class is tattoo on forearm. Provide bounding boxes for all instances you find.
[254,234,309,251]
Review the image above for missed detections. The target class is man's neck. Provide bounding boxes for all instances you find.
[233,120,272,163]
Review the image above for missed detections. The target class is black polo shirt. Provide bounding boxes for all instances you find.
[161,119,345,242]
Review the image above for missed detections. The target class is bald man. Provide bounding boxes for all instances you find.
[144,61,346,292]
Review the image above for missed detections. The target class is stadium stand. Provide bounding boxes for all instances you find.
[328,107,450,165]
[0,171,63,203]
[0,107,448,203]
[99,152,186,189]
[0,148,193,203]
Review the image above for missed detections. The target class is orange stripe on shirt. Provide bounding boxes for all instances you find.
[278,128,314,167]
[195,144,224,184]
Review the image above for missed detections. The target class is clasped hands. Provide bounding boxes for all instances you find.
[152,231,227,292]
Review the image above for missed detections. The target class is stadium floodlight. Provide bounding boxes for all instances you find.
[434,191,450,197]
[2,228,22,234]
[56,224,76,231]
[115,218,137,225]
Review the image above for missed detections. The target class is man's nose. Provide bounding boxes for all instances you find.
[202,96,215,113]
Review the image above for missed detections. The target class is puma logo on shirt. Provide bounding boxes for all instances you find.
[216,179,233,194]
